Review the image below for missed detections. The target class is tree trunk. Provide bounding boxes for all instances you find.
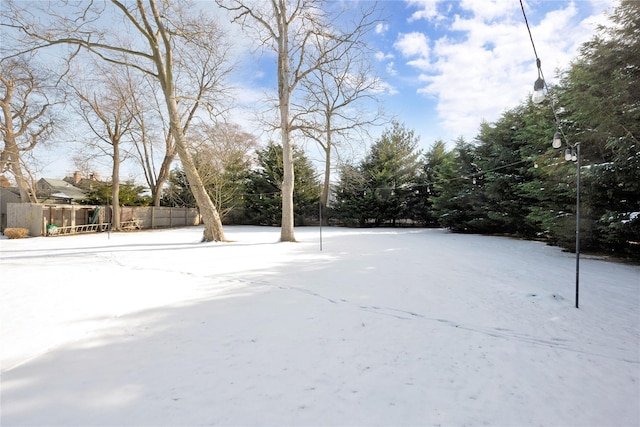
[111,143,121,231]
[152,149,176,207]
[277,0,295,242]
[0,126,37,203]
[145,0,225,242]
[165,93,225,242]
[9,150,36,203]
[322,143,331,226]
[280,116,296,241]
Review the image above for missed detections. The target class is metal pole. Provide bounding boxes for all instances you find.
[575,143,581,308]
[319,195,323,252]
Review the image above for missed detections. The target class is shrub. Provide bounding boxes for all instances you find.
[3,228,29,239]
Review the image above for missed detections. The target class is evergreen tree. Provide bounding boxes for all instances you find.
[243,145,282,225]
[429,138,483,232]
[160,123,255,221]
[331,122,423,226]
[473,105,557,237]
[554,0,640,256]
[331,162,369,226]
[82,180,152,206]
[161,169,197,208]
[416,140,451,226]
[361,121,423,225]
[243,143,320,226]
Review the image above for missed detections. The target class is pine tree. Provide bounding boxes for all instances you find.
[83,180,152,206]
[243,143,320,226]
[554,0,640,256]
[360,122,423,225]
[161,169,197,208]
[331,122,423,226]
[429,138,484,232]
[416,140,451,226]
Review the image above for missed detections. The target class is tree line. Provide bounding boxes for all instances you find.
[1,0,381,241]
[1,1,637,258]
[338,0,639,258]
[166,0,637,258]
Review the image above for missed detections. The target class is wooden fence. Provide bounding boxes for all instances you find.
[6,203,201,237]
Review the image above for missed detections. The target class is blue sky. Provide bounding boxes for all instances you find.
[225,0,615,158]
[370,0,614,148]
[25,0,616,180]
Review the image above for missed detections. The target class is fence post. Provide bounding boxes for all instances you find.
[71,205,77,230]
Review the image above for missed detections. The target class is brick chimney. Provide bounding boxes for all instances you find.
[73,171,82,185]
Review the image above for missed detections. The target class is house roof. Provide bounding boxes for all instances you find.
[38,178,87,201]
[0,187,22,205]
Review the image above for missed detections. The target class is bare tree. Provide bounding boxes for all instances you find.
[125,75,167,206]
[68,62,140,230]
[3,0,231,241]
[0,56,57,203]
[191,122,257,220]
[215,0,378,241]
[130,27,233,207]
[296,34,386,224]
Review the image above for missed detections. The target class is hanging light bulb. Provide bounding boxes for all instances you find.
[571,149,578,162]
[552,131,562,149]
[531,58,546,104]
[565,148,573,161]
[532,77,546,104]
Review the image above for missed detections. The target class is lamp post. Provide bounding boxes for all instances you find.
[553,135,581,308]
[521,0,580,308]
[574,143,581,309]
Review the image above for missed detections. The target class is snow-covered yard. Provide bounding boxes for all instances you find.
[1,226,638,426]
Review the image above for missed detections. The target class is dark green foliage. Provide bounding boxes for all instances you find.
[169,1,638,258]
[551,0,640,256]
[558,0,639,149]
[415,140,450,226]
[161,124,255,220]
[212,151,252,224]
[473,105,557,237]
[330,122,423,226]
[429,138,485,232]
[82,180,152,206]
[424,1,639,258]
[331,163,370,226]
[585,138,640,256]
[161,169,197,208]
[243,143,320,226]
[242,144,282,225]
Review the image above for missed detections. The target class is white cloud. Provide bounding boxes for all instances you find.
[405,0,443,22]
[458,0,519,21]
[371,80,399,96]
[406,57,431,71]
[375,22,389,34]
[375,51,394,61]
[406,0,614,140]
[386,61,397,77]
[394,32,430,59]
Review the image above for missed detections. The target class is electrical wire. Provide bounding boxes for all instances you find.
[520,0,541,66]
[519,0,572,149]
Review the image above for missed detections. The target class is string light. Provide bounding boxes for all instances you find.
[519,0,576,158]
[519,0,581,309]
[520,0,547,104]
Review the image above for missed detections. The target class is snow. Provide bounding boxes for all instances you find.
[1,225,639,426]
